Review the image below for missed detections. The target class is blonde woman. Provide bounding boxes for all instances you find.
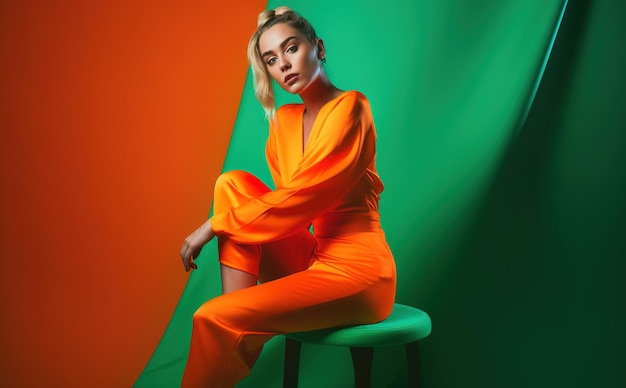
[179,7,396,387]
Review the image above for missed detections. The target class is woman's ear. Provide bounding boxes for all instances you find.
[316,38,326,60]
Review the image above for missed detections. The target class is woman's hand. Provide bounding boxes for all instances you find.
[180,219,215,272]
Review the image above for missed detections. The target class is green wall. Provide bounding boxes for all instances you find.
[416,1,625,386]
[137,0,625,386]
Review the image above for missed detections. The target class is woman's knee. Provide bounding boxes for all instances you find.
[214,170,250,195]
[213,170,270,210]
[192,299,223,329]
[192,295,246,334]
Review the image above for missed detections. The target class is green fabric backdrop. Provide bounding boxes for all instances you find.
[136,0,625,386]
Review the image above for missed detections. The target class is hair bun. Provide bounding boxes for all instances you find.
[256,6,293,28]
[273,6,292,16]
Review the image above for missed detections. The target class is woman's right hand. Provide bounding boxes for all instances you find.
[179,219,215,272]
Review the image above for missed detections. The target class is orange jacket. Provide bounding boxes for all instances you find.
[211,91,384,243]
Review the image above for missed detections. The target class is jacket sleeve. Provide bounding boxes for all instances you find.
[210,92,375,243]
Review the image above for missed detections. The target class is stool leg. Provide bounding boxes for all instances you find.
[405,341,421,388]
[284,338,302,388]
[350,346,373,388]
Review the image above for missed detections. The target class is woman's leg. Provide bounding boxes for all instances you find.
[181,171,319,387]
[182,251,395,388]
[212,170,268,281]
[182,170,395,386]
[220,264,257,294]
[211,170,315,291]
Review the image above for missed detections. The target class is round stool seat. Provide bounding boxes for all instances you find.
[285,303,432,348]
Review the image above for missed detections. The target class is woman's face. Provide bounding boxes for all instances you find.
[258,23,323,95]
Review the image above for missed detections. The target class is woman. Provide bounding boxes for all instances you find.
[179,6,396,387]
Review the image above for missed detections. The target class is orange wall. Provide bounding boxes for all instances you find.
[0,1,266,386]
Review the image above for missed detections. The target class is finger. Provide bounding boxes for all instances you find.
[181,242,193,269]
[186,254,194,272]
[182,252,190,272]
[180,241,189,260]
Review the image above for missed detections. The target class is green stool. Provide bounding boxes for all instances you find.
[283,303,432,388]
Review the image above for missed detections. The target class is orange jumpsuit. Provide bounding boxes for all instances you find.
[181,91,397,387]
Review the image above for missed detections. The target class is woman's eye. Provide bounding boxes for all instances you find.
[266,57,277,65]
[286,45,297,53]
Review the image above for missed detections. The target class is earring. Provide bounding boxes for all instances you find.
[320,57,326,65]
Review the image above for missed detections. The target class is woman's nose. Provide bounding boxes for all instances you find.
[279,57,291,71]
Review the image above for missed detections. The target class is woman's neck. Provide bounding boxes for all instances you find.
[299,73,343,116]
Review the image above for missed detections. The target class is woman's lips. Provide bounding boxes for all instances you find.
[284,74,299,85]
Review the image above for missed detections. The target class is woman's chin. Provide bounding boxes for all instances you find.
[279,78,314,96]
[279,84,305,95]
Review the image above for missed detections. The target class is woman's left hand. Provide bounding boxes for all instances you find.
[180,219,215,272]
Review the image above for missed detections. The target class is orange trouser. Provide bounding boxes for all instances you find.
[182,171,396,387]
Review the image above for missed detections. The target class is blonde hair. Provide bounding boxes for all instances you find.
[247,6,319,119]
